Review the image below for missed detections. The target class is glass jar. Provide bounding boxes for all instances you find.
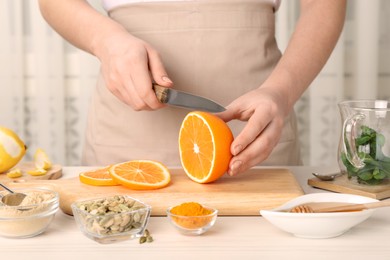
[338,100,390,185]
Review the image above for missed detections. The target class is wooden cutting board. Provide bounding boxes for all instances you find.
[5,168,303,216]
[0,162,62,182]
[308,174,390,200]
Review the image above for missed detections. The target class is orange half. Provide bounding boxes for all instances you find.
[79,166,118,186]
[179,111,233,183]
[109,160,171,190]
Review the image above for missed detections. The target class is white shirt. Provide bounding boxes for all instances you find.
[103,0,281,12]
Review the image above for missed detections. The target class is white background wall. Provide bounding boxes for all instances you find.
[1,0,389,167]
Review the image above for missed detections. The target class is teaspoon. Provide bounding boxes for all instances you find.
[0,183,27,206]
[312,172,342,181]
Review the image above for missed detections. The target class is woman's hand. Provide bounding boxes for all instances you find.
[217,86,289,176]
[38,0,173,111]
[95,31,172,110]
[218,0,346,176]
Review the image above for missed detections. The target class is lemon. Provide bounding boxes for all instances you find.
[6,168,22,178]
[0,127,27,173]
[27,168,47,176]
[34,148,52,170]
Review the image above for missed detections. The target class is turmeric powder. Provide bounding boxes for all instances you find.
[169,202,215,229]
[170,202,212,216]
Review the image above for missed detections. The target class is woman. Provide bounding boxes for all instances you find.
[38,0,346,176]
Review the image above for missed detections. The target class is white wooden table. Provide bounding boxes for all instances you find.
[2,166,390,260]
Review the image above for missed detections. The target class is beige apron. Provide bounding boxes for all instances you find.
[82,0,302,167]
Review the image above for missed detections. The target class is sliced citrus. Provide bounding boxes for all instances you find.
[109,160,171,190]
[6,168,22,178]
[34,148,52,170]
[27,168,47,176]
[79,166,118,186]
[179,111,233,183]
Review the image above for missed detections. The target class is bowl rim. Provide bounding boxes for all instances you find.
[0,207,58,221]
[70,195,152,216]
[0,188,59,220]
[166,204,218,218]
[260,192,378,217]
[0,188,59,209]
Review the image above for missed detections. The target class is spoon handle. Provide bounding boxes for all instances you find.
[0,183,14,193]
[317,200,390,213]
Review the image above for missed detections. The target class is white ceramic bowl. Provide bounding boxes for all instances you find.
[260,193,378,239]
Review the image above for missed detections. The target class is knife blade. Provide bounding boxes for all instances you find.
[153,84,225,112]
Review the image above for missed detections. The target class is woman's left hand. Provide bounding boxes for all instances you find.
[217,86,289,176]
[217,0,347,176]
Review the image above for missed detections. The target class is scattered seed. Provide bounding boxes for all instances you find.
[139,236,147,244]
[146,236,154,243]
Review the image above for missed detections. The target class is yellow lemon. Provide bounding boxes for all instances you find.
[0,127,27,173]
[34,148,52,170]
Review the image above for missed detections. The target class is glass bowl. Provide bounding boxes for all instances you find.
[0,188,59,238]
[71,195,151,244]
[166,204,218,235]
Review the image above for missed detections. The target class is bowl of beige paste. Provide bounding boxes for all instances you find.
[0,188,59,238]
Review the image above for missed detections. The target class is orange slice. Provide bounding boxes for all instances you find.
[109,160,171,190]
[79,166,118,186]
[179,111,233,183]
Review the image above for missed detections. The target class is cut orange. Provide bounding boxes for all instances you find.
[79,166,118,186]
[109,160,171,190]
[179,111,233,183]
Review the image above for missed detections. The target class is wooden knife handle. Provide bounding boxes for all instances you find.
[153,84,169,103]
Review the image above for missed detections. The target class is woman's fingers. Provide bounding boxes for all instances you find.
[126,47,164,110]
[147,45,173,86]
[99,34,170,111]
[217,89,286,176]
[228,117,283,176]
[230,109,271,155]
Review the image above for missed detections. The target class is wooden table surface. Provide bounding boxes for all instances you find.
[1,166,390,260]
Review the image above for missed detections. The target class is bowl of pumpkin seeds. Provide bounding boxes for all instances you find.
[71,195,151,244]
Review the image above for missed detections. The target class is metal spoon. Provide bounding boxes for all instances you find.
[312,172,342,181]
[0,183,27,206]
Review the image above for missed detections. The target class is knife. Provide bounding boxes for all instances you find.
[153,84,226,112]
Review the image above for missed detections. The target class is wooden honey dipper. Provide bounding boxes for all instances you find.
[290,199,390,213]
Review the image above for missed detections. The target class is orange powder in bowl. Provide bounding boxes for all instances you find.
[170,202,212,216]
[169,202,216,229]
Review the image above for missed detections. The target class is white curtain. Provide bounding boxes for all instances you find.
[0,0,100,165]
[277,0,390,166]
[0,0,389,167]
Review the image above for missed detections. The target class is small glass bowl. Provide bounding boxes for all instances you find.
[71,195,151,244]
[166,205,218,235]
[0,188,59,238]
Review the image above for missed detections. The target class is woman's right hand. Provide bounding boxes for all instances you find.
[38,0,172,111]
[94,30,173,110]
